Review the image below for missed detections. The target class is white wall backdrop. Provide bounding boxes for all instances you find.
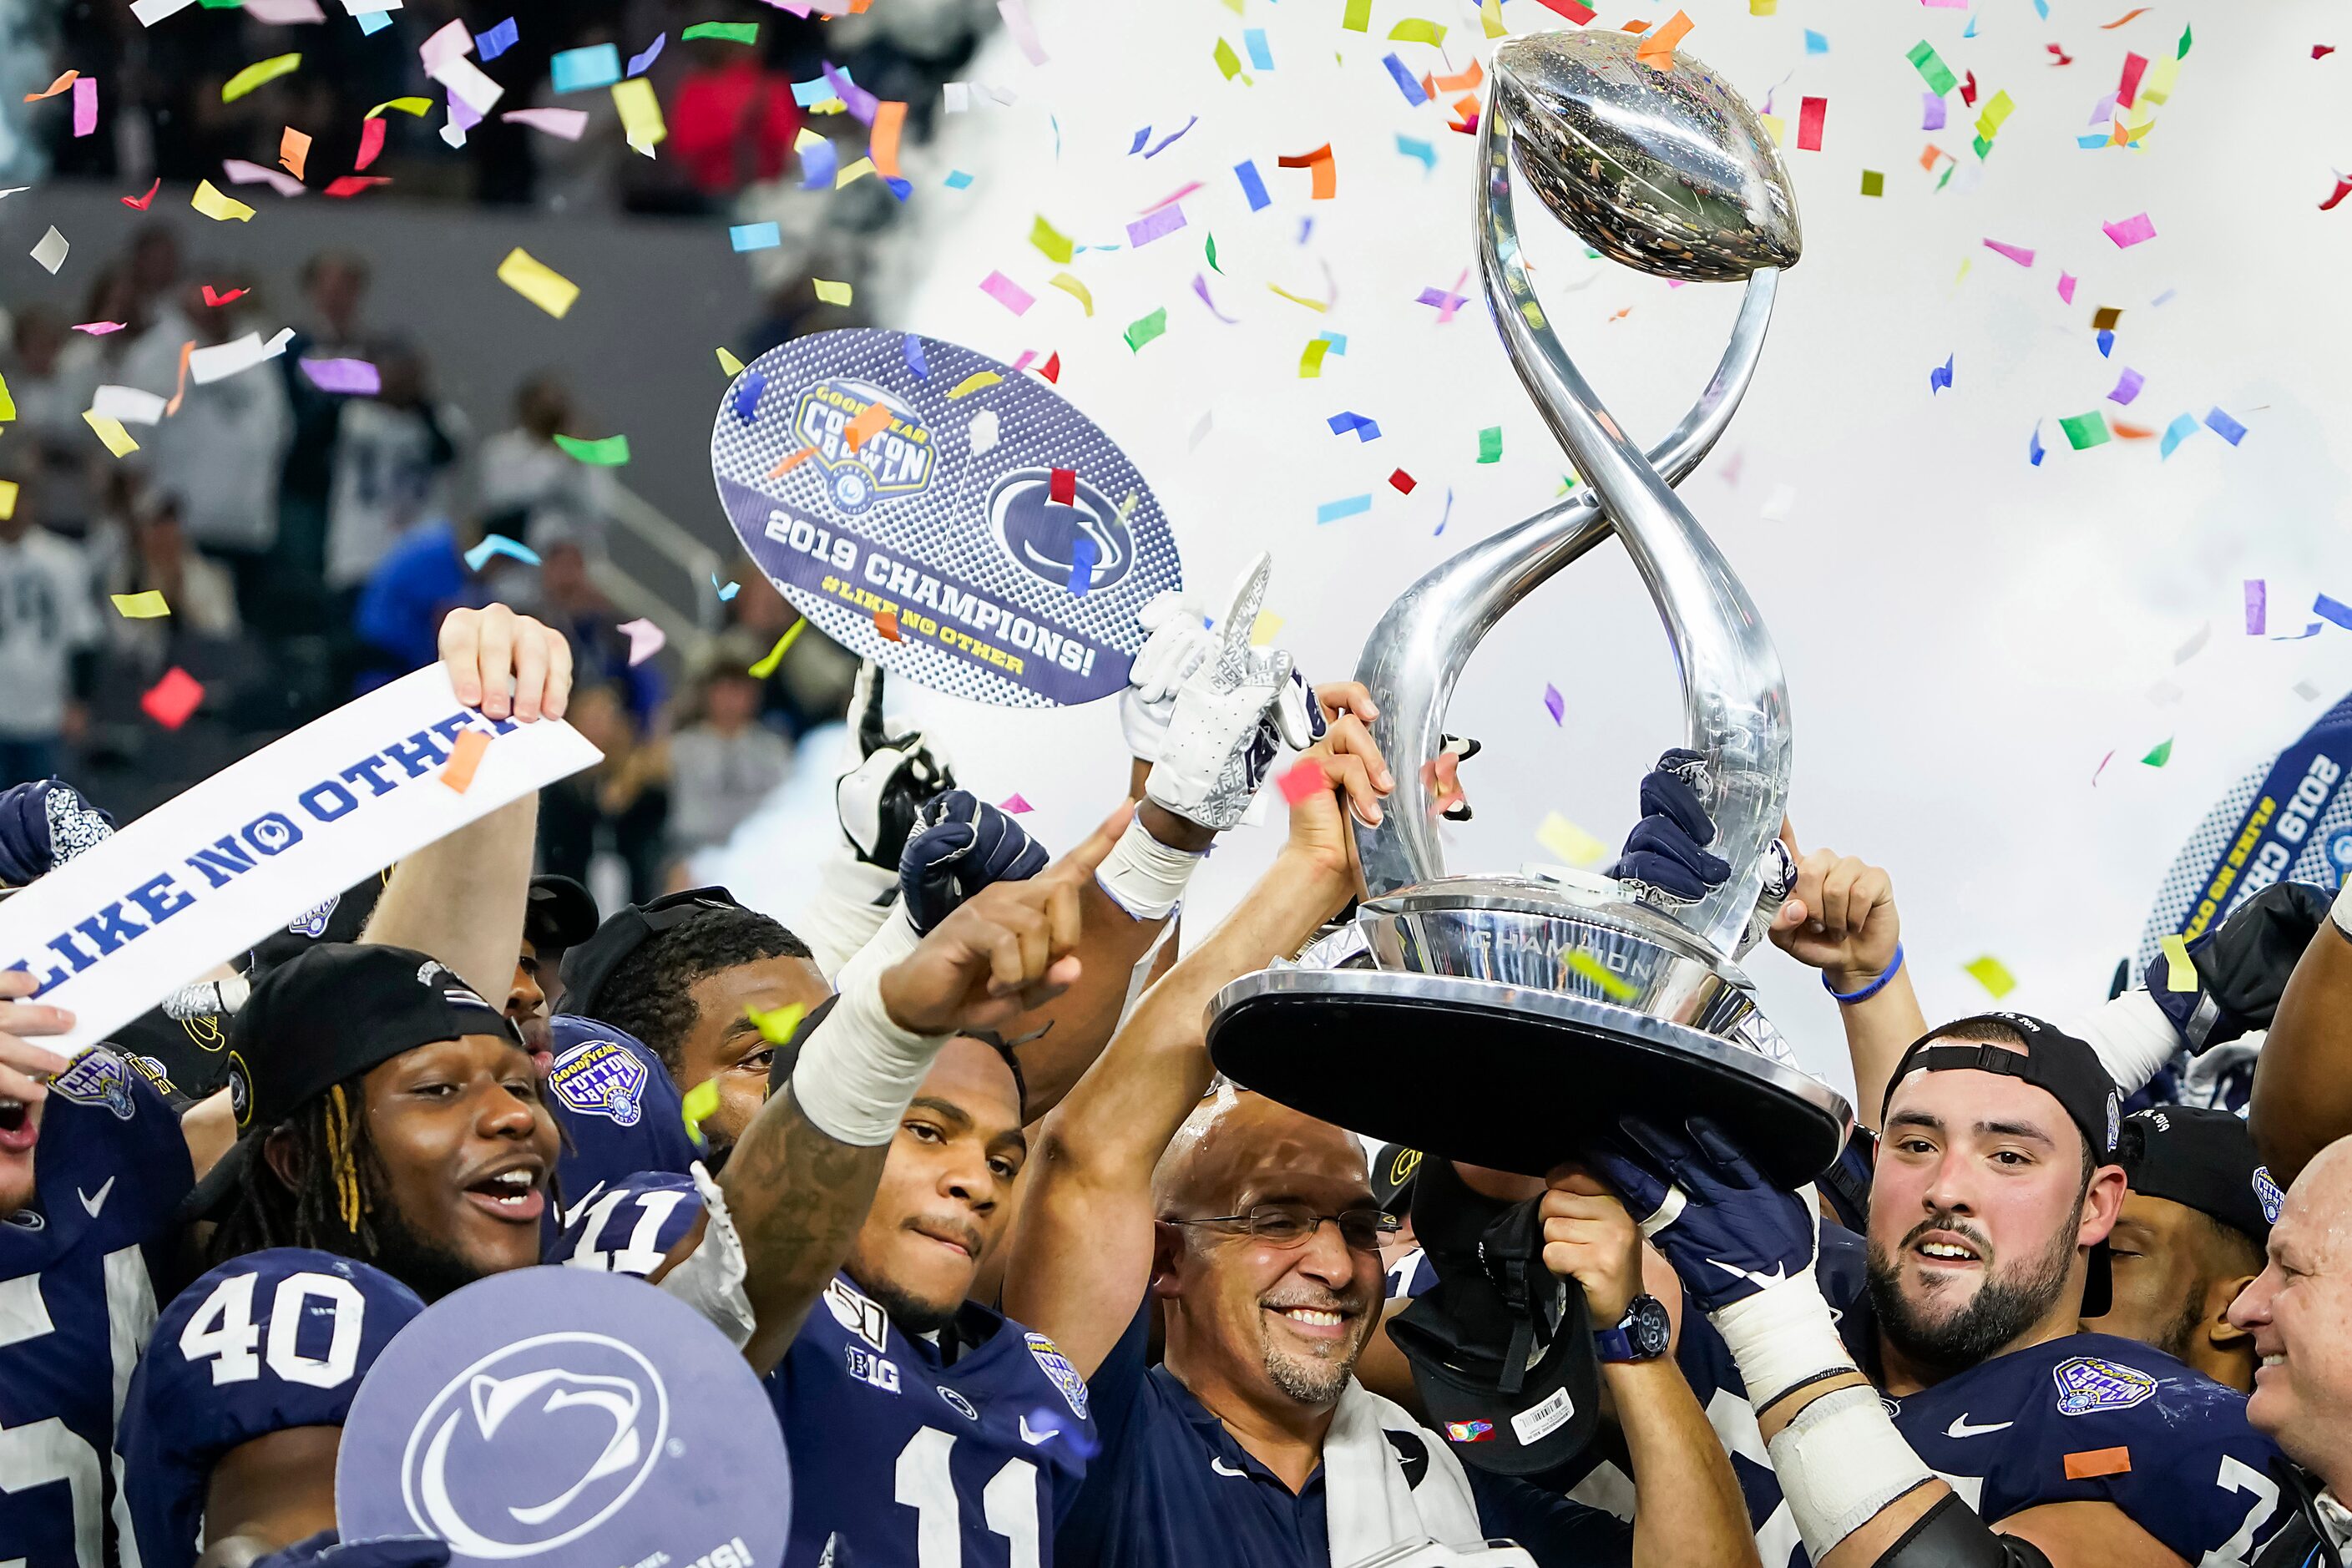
[723,0,2352,1102]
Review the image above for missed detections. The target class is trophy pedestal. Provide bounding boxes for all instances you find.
[1204,877,1851,1186]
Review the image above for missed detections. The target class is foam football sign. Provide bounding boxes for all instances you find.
[337,1267,789,1567]
[711,330,1182,707]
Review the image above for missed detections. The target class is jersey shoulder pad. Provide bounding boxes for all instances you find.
[549,1171,704,1275]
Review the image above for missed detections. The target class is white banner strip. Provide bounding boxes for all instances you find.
[0,665,600,1055]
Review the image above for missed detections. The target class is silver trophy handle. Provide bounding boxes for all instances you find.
[1353,104,1788,960]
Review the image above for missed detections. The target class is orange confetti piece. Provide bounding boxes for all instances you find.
[1636,9,1692,63]
[164,339,194,417]
[24,71,77,102]
[2110,420,2157,439]
[874,609,903,641]
[2099,7,2149,26]
[439,727,492,793]
[1430,58,1483,93]
[767,445,820,477]
[1277,144,1337,200]
[870,99,907,179]
[1620,18,1649,30]
[279,125,311,180]
[2063,1447,2131,1479]
[843,400,893,453]
[1919,144,1947,170]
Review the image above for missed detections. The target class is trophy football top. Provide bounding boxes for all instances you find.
[1495,28,1802,284]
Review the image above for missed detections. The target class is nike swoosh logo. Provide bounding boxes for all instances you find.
[78,1177,115,1218]
[1945,1415,2012,1439]
[1019,1416,1055,1446]
[1210,1458,1247,1478]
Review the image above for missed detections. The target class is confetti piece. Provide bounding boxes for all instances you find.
[190,328,294,385]
[1316,494,1372,524]
[1326,411,1382,443]
[2029,423,2046,466]
[463,533,541,571]
[223,53,301,103]
[498,248,579,316]
[1964,956,2018,999]
[1234,159,1272,211]
[2108,368,2144,404]
[744,999,807,1047]
[72,76,97,138]
[1243,28,1272,68]
[680,1079,719,1139]
[2319,594,2352,633]
[1983,239,2035,266]
[222,159,305,196]
[83,410,138,456]
[1636,10,1693,64]
[750,620,809,677]
[874,609,903,642]
[551,43,621,92]
[501,108,588,140]
[23,70,76,101]
[2159,412,2198,458]
[713,576,740,601]
[1534,0,1596,17]
[1299,338,1332,378]
[1930,354,1955,393]
[1908,40,1958,95]
[1477,425,1503,463]
[112,591,171,619]
[681,20,756,43]
[1388,468,1417,493]
[1278,757,1327,806]
[1269,282,1330,313]
[1050,272,1094,316]
[2059,412,2110,449]
[613,76,665,151]
[1397,134,1437,172]
[1211,37,1243,78]
[837,402,890,454]
[2102,211,2157,248]
[2204,407,2247,446]
[2137,737,2174,769]
[1388,17,1446,44]
[437,727,493,793]
[370,97,432,119]
[93,384,167,424]
[140,667,203,730]
[1921,93,1948,132]
[1029,215,1074,264]
[1127,205,1186,247]
[322,175,389,200]
[766,446,819,477]
[980,271,1035,316]
[1543,685,1565,725]
[728,372,766,422]
[997,0,1047,63]
[72,322,124,336]
[1860,169,1884,197]
[1067,536,1097,596]
[990,794,1034,818]
[120,178,160,210]
[1795,96,1827,150]
[190,180,255,222]
[948,372,1001,399]
[1383,54,1429,105]
[2244,580,2267,635]
[1277,144,1336,200]
[1343,0,1370,27]
[1124,307,1167,352]
[28,225,68,274]
[475,15,518,58]
[0,480,14,520]
[554,433,630,465]
[716,348,746,377]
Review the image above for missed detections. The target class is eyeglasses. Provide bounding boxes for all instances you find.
[1170,1203,1401,1254]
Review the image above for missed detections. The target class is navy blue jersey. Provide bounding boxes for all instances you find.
[547,1171,704,1277]
[543,1015,700,1224]
[1057,1306,1630,1568]
[0,1047,191,1568]
[119,1248,423,1568]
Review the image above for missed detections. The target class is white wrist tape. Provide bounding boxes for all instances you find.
[787,957,952,1146]
[2067,989,2182,1094]
[1095,813,1206,921]
[1707,1272,1857,1413]
[1765,1383,1936,1559]
[657,1161,756,1349]
[799,851,903,981]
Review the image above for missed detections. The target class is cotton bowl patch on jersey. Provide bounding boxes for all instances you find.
[1025,1332,1089,1421]
[711,329,1181,708]
[337,1266,790,1568]
[2255,1166,2284,1223]
[547,1039,650,1127]
[2052,1356,2157,1417]
[48,1048,137,1118]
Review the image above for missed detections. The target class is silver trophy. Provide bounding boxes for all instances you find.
[1206,28,1851,1186]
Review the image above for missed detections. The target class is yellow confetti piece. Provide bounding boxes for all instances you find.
[498,247,579,317]
[750,620,807,677]
[836,155,877,187]
[0,480,18,521]
[1213,37,1243,79]
[1250,610,1284,646]
[367,96,432,118]
[1758,113,1784,145]
[0,368,14,422]
[681,1078,720,1139]
[82,409,138,457]
[222,53,301,104]
[717,346,746,376]
[947,371,1002,399]
[1536,811,1609,867]
[812,278,854,306]
[1963,955,2018,999]
[2160,934,2198,990]
[1479,0,1507,38]
[1749,0,1776,12]
[1299,338,1331,378]
[1388,18,1446,43]
[612,77,666,153]
[1268,282,1329,313]
[1974,90,2015,141]
[745,1000,807,1045]
[190,180,255,222]
[1565,949,1637,1001]
[1030,215,1074,264]
[111,591,171,619]
[1955,256,1973,285]
[1048,271,1094,316]
[2138,55,2180,104]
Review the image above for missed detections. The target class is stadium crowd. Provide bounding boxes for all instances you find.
[5,582,2352,1568]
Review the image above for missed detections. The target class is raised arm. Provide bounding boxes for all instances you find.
[1766,824,1923,1129]
[2251,885,2352,1185]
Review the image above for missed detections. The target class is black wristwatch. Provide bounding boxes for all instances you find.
[1592,1295,1671,1363]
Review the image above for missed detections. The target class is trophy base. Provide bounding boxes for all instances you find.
[1205,966,1851,1190]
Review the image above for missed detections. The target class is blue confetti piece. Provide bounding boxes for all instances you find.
[712,574,741,601]
[464,534,541,572]
[1316,495,1373,525]
[477,16,518,59]
[903,335,928,378]
[1317,331,1347,356]
[357,8,391,33]
[2097,329,2115,357]
[2204,407,2248,446]
[2316,594,2352,631]
[1234,159,1272,211]
[1434,486,1454,537]
[1326,411,1382,442]
[800,137,838,190]
[730,222,781,252]
[2028,422,2046,467]
[1804,28,1828,53]
[1396,134,1435,172]
[1961,12,1977,37]
[883,176,912,201]
[1144,117,1198,158]
[731,372,766,422]
[792,69,852,107]
[550,43,622,93]
[1383,53,1429,104]
[1929,353,1954,393]
[944,169,974,189]
[1129,127,1151,154]
[1068,537,1098,596]
[2159,412,2198,458]
[1244,28,1273,69]
[2033,0,2048,15]
[626,33,665,77]
[1297,216,1313,245]
[2076,132,2110,149]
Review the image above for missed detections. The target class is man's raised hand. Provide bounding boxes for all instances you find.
[1767,822,1899,991]
[438,604,574,723]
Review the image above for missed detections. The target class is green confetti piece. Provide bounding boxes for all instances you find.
[1029,215,1074,264]
[2177,22,2191,58]
[1962,955,2017,999]
[1476,425,1502,463]
[2142,736,2174,768]
[1206,233,1222,273]
[1906,40,1956,97]
[1214,36,1243,78]
[2058,412,2110,450]
[1971,134,1993,161]
[553,433,631,465]
[1859,169,1884,198]
[681,1078,720,1139]
[682,22,759,42]
[1565,949,1637,1002]
[1124,307,1168,352]
[746,1000,807,1044]
[1936,161,1955,190]
[1387,18,1445,44]
[1343,0,1371,30]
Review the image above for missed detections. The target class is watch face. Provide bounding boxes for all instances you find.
[1632,1297,1672,1358]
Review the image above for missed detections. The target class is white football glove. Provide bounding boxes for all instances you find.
[836,661,955,869]
[1145,554,1323,831]
[1120,589,1218,763]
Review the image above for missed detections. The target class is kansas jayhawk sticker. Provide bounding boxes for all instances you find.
[2052,1356,2157,1416]
[548,1039,650,1127]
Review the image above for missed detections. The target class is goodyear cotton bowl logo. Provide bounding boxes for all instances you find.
[2052,1356,2157,1416]
[1025,1332,1090,1421]
[794,378,933,514]
[548,1040,649,1128]
[987,468,1134,594]
[2255,1166,2285,1224]
[401,1332,669,1559]
[50,1049,137,1120]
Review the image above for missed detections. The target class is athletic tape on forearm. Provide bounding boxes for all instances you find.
[2066,989,2179,1094]
[1765,1383,1937,1559]
[799,852,903,981]
[1707,1272,1859,1413]
[1095,814,1206,922]
[657,1161,755,1349]
[787,957,952,1147]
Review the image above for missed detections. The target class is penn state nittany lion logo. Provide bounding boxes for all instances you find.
[548,1041,650,1128]
[986,468,1135,595]
[792,377,933,514]
[226,1050,254,1128]
[2052,1355,2157,1416]
[49,1050,136,1120]
[401,1333,668,1558]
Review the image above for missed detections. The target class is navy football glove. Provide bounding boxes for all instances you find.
[0,778,115,888]
[2144,880,2329,1054]
[900,789,1050,935]
[246,1534,451,1568]
[1588,1113,1816,1317]
[1607,749,1731,903]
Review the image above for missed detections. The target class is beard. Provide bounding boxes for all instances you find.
[862,1271,964,1337]
[2151,1282,2210,1363]
[1257,1301,1371,1406]
[370,1201,490,1304]
[1867,1209,2080,1378]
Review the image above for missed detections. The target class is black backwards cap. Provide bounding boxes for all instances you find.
[1386,1158,1600,1477]
[2117,1105,2279,1247]
[1371,1143,1425,1215]
[1882,1012,2125,1314]
[557,886,746,1019]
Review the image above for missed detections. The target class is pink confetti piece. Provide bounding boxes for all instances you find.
[500,107,589,139]
[979,270,1035,315]
[1796,96,1827,150]
[1125,204,1186,247]
[2101,211,2157,247]
[1141,180,1202,214]
[1278,758,1326,807]
[2117,49,2148,106]
[357,115,387,169]
[999,793,1034,814]
[71,75,96,138]
[71,321,125,335]
[997,0,1047,64]
[617,617,665,666]
[220,159,306,197]
[2091,749,2114,787]
[2057,271,2078,302]
[1982,238,2036,266]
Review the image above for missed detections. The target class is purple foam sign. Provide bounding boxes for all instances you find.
[710,329,1182,708]
[337,1267,788,1567]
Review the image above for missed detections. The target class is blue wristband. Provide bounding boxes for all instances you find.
[1824,943,1904,1004]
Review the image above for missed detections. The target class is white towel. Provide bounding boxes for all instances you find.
[1322,1378,1489,1568]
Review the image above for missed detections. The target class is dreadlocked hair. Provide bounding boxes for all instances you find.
[594,905,812,1075]
[208,1080,388,1267]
